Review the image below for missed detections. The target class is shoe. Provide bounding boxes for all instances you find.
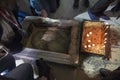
[99,68,111,77]
[36,58,55,80]
[88,9,99,20]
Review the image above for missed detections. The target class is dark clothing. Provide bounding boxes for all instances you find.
[0,76,15,80]
[111,1,120,14]
[5,63,34,80]
[88,0,120,20]
[36,58,55,80]
[0,8,23,53]
[73,0,89,9]
[12,3,29,23]
[0,54,16,73]
[0,52,34,80]
[3,23,23,54]
[30,0,59,16]
[73,0,80,9]
[109,67,120,80]
[90,0,115,16]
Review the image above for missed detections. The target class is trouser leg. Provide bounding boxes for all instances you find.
[40,0,50,15]
[5,63,34,80]
[56,0,60,8]
[111,1,120,13]
[90,0,115,15]
[73,0,79,9]
[47,0,58,13]
[82,0,89,8]
[0,54,16,73]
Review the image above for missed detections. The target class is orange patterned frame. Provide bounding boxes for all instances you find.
[80,20,111,59]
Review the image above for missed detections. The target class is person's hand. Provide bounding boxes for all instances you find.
[41,9,48,17]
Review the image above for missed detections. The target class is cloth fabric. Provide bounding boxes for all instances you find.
[90,0,115,15]
[109,67,120,80]
[111,1,120,12]
[30,0,58,16]
[0,54,15,73]
[88,0,118,20]
[5,63,34,80]
[0,8,23,53]
[102,67,120,80]
[0,76,15,80]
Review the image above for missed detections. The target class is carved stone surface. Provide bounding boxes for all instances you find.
[19,17,80,65]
